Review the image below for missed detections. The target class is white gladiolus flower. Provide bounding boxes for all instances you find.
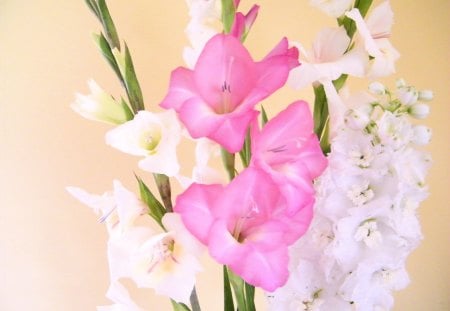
[310,0,353,17]
[66,180,145,235]
[72,79,132,124]
[346,2,400,78]
[97,281,145,311]
[130,213,203,305]
[106,110,182,176]
[288,27,366,90]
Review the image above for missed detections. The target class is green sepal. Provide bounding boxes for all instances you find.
[223,266,235,311]
[221,0,236,34]
[238,129,251,168]
[135,174,166,229]
[123,43,145,113]
[97,0,121,50]
[221,148,236,181]
[119,97,134,121]
[171,300,191,311]
[333,74,348,92]
[261,105,269,126]
[92,32,124,85]
[153,173,173,212]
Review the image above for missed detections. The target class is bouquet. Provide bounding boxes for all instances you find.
[67,0,432,310]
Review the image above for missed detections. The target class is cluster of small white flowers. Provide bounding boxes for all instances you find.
[267,80,432,311]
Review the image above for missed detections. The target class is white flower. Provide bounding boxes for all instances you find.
[397,85,418,105]
[97,281,145,311]
[354,219,383,248]
[346,1,400,78]
[130,213,203,304]
[418,90,433,101]
[376,112,413,149]
[66,180,145,235]
[288,27,366,90]
[310,0,353,17]
[72,79,132,124]
[105,110,182,176]
[183,0,221,68]
[368,81,386,95]
[408,103,430,119]
[411,125,432,145]
[346,180,375,207]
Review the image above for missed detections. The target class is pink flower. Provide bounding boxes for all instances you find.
[250,101,327,212]
[174,168,313,291]
[230,4,260,40]
[160,34,299,152]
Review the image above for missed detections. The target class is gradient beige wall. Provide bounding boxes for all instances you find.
[1,1,448,310]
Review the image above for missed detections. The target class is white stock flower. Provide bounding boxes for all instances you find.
[310,0,353,17]
[106,110,182,176]
[72,79,132,124]
[411,125,432,145]
[408,103,430,119]
[346,1,400,78]
[376,112,413,149]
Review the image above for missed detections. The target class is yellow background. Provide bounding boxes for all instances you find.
[1,0,448,310]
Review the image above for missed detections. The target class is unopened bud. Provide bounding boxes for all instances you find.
[368,82,386,95]
[418,90,434,101]
[397,86,418,105]
[408,103,430,119]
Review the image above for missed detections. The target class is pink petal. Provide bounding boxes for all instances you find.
[207,109,259,153]
[174,183,224,244]
[160,67,197,110]
[178,97,223,137]
[193,34,257,113]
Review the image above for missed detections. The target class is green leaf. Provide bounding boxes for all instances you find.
[123,43,145,112]
[135,174,166,228]
[221,148,236,181]
[221,0,236,34]
[171,300,191,311]
[245,282,256,311]
[84,0,100,18]
[223,266,235,311]
[92,32,124,85]
[97,0,121,50]
[313,84,328,136]
[355,0,374,18]
[227,268,247,311]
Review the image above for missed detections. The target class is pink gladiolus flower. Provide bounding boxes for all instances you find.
[230,5,260,40]
[250,101,327,212]
[160,34,299,152]
[174,168,313,291]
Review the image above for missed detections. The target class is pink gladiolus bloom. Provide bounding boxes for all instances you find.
[174,168,313,291]
[250,101,327,212]
[160,34,299,152]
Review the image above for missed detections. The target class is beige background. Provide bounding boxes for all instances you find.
[1,0,448,310]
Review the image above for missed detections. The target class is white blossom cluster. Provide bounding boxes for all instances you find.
[267,80,432,311]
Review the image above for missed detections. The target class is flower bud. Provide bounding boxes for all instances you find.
[72,80,132,124]
[396,78,406,88]
[368,82,386,95]
[397,86,418,105]
[412,125,432,145]
[418,90,434,101]
[408,103,430,119]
